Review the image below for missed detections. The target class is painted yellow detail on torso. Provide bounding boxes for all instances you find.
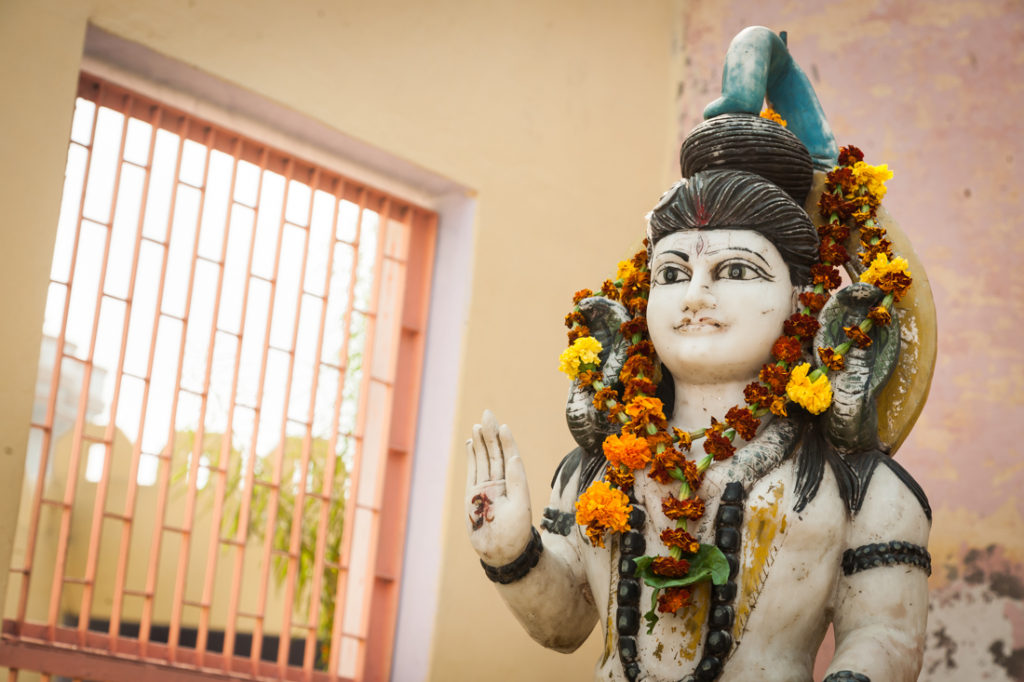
[734,480,787,642]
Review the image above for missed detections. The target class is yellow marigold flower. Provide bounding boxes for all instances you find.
[603,432,652,470]
[558,336,602,380]
[575,480,632,548]
[859,253,911,288]
[850,161,893,200]
[760,107,787,127]
[616,259,639,282]
[785,363,833,415]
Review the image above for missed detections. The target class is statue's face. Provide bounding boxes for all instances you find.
[647,229,796,384]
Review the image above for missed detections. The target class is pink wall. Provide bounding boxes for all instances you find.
[675,2,1024,679]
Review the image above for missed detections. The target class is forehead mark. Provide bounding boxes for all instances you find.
[694,233,707,256]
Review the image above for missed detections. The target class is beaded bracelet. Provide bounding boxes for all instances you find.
[481,527,544,584]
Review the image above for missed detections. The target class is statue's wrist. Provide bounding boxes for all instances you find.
[481,527,543,584]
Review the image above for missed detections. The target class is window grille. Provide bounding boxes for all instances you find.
[1,72,437,682]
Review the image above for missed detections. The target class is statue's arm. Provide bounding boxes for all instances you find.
[466,411,598,652]
[825,463,931,682]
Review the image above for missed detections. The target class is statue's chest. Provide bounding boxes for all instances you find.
[616,462,809,676]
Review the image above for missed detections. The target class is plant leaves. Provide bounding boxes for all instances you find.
[633,544,730,590]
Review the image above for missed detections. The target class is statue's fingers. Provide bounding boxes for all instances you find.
[482,410,504,481]
[465,438,477,488]
[500,426,528,506]
[472,424,491,480]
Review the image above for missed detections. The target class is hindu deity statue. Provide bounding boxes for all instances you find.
[464,27,935,682]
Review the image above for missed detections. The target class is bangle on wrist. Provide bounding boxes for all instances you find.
[481,527,543,584]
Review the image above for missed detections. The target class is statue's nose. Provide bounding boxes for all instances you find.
[681,273,715,312]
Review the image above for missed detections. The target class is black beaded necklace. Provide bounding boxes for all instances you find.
[616,481,746,682]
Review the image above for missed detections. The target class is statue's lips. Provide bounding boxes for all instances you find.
[673,318,724,333]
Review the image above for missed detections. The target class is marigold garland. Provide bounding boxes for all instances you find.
[562,143,912,624]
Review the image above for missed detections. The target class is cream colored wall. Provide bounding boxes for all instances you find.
[0,0,677,679]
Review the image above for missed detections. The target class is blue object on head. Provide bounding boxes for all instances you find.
[703,26,838,170]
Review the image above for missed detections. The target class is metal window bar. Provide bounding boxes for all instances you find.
[1,72,437,682]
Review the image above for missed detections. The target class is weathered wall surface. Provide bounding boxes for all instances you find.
[673,2,1024,679]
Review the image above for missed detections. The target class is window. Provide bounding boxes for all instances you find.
[2,73,437,681]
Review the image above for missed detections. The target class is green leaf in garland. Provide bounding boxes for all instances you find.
[633,544,730,589]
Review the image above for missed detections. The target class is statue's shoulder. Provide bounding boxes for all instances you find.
[852,453,931,523]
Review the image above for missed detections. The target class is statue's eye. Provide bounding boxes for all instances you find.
[717,261,766,281]
[655,265,689,285]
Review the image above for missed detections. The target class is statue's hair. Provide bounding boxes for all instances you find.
[646,170,819,285]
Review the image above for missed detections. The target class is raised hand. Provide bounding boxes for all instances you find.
[465,410,533,567]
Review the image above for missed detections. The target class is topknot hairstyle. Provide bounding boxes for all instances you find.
[679,113,814,205]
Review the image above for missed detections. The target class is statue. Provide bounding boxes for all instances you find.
[465,27,935,682]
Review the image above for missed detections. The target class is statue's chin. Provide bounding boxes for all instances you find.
[661,357,764,386]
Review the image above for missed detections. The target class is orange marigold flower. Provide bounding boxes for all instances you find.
[858,238,893,267]
[771,336,803,364]
[621,270,651,300]
[592,387,618,412]
[651,555,691,578]
[672,427,692,451]
[577,370,598,388]
[703,427,736,461]
[851,208,876,225]
[769,395,788,417]
[680,460,703,490]
[876,271,913,301]
[817,346,845,371]
[623,377,658,402]
[619,316,648,340]
[784,313,821,339]
[760,107,787,126]
[567,325,590,343]
[657,586,692,614]
[725,406,760,441]
[818,192,855,221]
[620,354,656,382]
[760,364,791,395]
[799,291,830,315]
[648,461,674,485]
[660,528,701,554]
[604,465,635,491]
[573,289,594,305]
[625,296,648,316]
[859,224,886,242]
[601,279,620,300]
[819,240,850,266]
[838,145,865,166]
[663,495,705,520]
[867,305,892,326]
[817,221,851,243]
[646,430,674,449]
[826,166,856,193]
[625,396,667,426]
[603,432,652,471]
[810,264,842,290]
[744,382,771,407]
[628,340,656,357]
[565,311,585,328]
[575,481,632,548]
[844,325,873,349]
